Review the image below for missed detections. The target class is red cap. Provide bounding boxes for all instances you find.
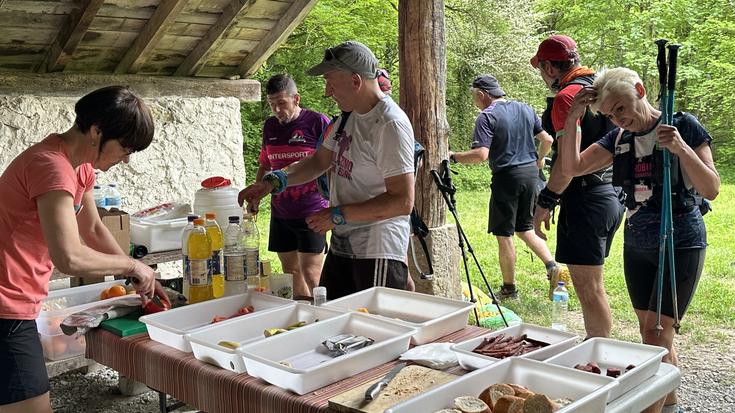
[201,176,231,188]
[530,35,578,68]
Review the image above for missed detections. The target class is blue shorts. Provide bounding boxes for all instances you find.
[0,319,49,405]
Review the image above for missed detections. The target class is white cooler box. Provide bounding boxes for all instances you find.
[37,280,127,360]
[130,217,188,253]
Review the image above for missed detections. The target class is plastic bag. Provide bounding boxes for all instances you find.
[400,343,458,369]
[132,202,191,221]
[461,282,522,329]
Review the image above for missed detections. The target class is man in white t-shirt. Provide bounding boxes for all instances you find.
[240,41,415,299]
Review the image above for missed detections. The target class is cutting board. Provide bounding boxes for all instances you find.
[328,365,456,413]
[100,312,147,337]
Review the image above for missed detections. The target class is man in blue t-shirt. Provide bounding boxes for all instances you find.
[450,74,559,299]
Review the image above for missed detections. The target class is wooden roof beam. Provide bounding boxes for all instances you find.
[39,0,105,73]
[175,0,256,77]
[237,0,319,77]
[114,0,188,74]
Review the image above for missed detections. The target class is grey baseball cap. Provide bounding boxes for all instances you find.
[306,41,378,79]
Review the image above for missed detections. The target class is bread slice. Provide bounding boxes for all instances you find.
[493,395,525,413]
[479,383,515,408]
[523,393,560,413]
[453,396,490,413]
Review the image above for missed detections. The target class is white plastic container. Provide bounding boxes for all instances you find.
[239,312,416,395]
[323,287,474,344]
[130,217,188,253]
[545,337,668,400]
[193,185,242,229]
[40,331,87,361]
[36,280,128,360]
[188,303,345,373]
[385,358,617,413]
[139,291,293,352]
[451,323,579,370]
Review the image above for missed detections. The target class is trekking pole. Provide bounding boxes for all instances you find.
[666,44,682,334]
[653,38,668,337]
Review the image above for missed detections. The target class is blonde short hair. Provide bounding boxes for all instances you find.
[591,67,643,113]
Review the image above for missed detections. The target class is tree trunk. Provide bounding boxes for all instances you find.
[398,0,449,228]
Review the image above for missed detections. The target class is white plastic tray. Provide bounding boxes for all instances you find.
[238,312,416,395]
[188,303,345,373]
[139,292,293,352]
[385,358,617,413]
[545,337,668,401]
[323,287,473,344]
[452,323,579,370]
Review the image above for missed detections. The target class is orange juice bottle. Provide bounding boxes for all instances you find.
[204,212,225,298]
[187,218,212,304]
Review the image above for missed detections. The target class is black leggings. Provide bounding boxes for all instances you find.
[623,247,705,319]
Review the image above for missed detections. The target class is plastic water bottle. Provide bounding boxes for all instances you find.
[552,281,569,331]
[105,183,122,210]
[204,212,224,298]
[242,213,260,289]
[181,215,198,300]
[93,185,106,208]
[313,286,327,306]
[223,216,246,296]
[187,218,213,304]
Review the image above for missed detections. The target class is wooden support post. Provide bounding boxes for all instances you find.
[399,0,449,228]
[237,0,319,77]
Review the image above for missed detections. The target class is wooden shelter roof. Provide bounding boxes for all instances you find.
[0,0,317,78]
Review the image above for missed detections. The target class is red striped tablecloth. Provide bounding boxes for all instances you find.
[86,325,489,413]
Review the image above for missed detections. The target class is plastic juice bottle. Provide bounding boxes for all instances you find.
[181,214,198,300]
[223,216,246,296]
[242,213,260,290]
[188,218,212,304]
[205,212,225,298]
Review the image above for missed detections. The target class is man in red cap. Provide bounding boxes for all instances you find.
[530,35,624,339]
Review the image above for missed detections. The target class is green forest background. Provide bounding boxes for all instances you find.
[240,0,735,186]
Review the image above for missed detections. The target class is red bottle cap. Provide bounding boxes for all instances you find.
[201,176,231,188]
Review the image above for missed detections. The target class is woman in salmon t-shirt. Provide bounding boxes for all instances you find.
[0,86,165,412]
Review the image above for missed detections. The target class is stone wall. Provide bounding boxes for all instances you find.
[1,95,246,276]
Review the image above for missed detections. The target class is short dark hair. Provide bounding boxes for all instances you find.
[543,55,581,73]
[74,86,154,153]
[265,74,297,96]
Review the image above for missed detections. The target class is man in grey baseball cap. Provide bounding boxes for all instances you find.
[306,41,379,79]
[241,40,416,299]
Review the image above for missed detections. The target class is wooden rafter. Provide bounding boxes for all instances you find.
[237,0,318,77]
[38,0,105,73]
[174,0,256,77]
[114,0,188,74]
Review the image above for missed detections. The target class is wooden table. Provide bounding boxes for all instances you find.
[84,326,489,413]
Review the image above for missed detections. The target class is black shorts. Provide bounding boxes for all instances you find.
[269,217,327,253]
[555,184,624,265]
[319,252,408,300]
[488,164,539,237]
[0,319,50,405]
[624,247,705,319]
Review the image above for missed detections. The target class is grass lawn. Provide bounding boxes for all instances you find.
[253,168,734,346]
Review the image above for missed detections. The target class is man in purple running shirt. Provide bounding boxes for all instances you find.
[244,74,330,298]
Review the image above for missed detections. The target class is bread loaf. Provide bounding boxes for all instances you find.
[453,396,490,413]
[479,383,515,408]
[493,395,525,413]
[523,393,560,413]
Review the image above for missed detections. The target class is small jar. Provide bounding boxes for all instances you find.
[312,286,327,306]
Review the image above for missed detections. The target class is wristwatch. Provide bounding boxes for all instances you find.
[331,206,346,225]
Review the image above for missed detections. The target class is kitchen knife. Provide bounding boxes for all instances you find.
[364,362,407,401]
